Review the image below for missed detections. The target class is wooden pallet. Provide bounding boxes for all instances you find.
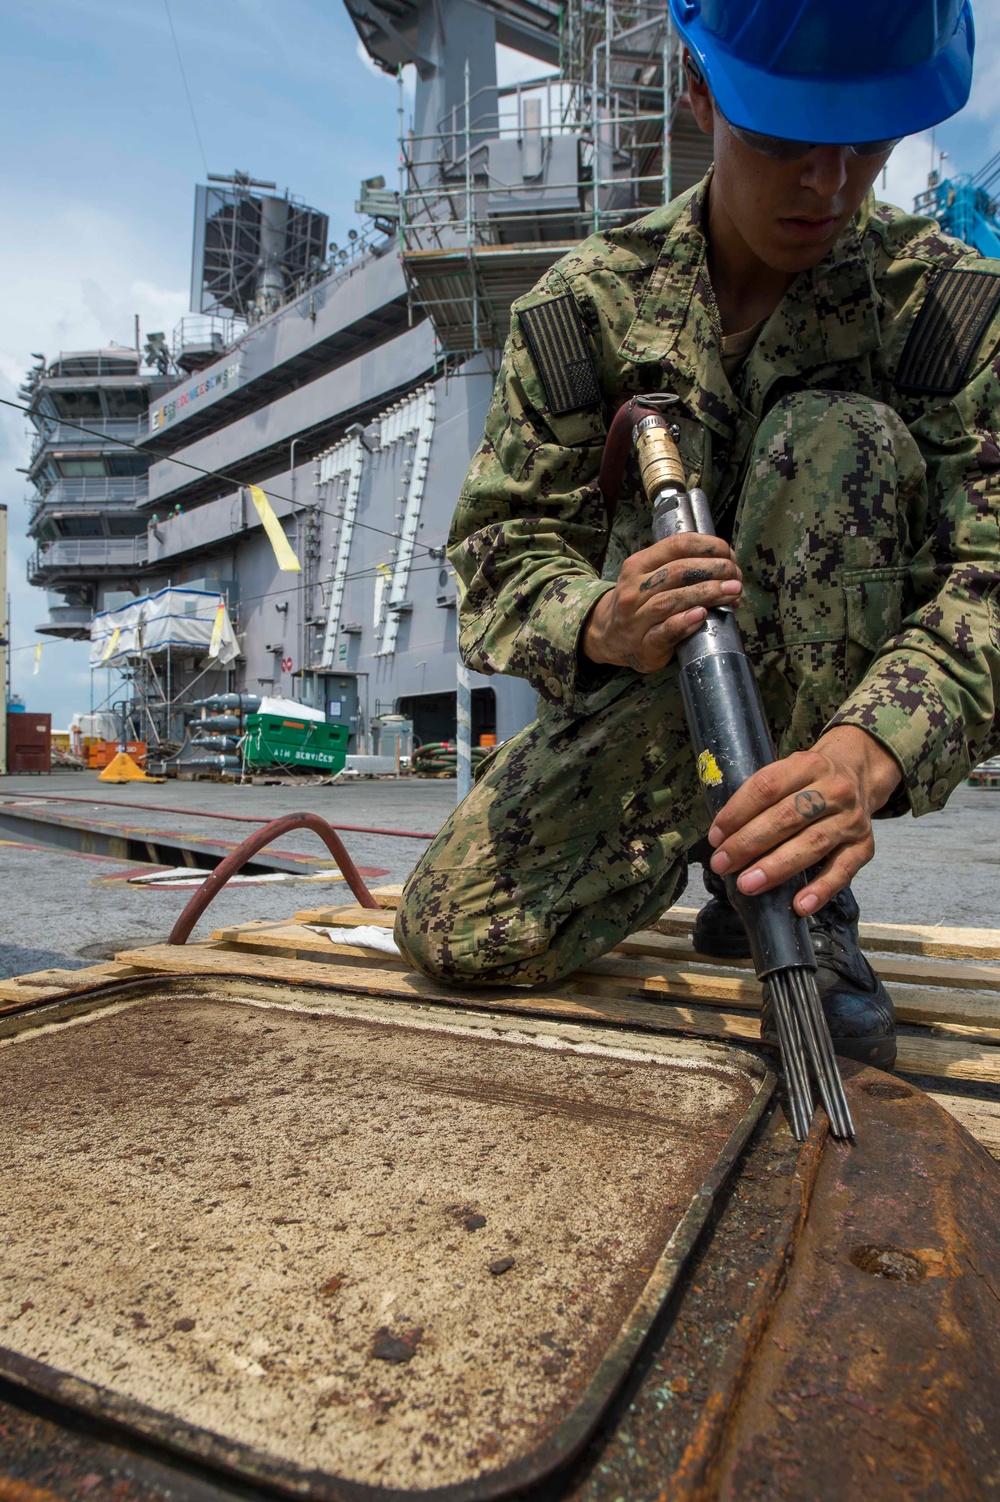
[2,891,998,1159]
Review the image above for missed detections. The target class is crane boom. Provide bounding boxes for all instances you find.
[915,168,1000,259]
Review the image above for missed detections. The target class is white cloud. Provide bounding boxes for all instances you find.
[0,205,187,365]
[879,132,936,216]
[965,0,1000,123]
[355,35,385,80]
[354,37,414,99]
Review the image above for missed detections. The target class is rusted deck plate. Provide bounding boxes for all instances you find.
[0,978,770,1499]
[692,1070,1000,1500]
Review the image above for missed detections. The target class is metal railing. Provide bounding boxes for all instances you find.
[172,314,245,363]
[312,216,388,283]
[30,477,149,511]
[28,535,149,580]
[44,352,141,379]
[394,3,705,359]
[132,227,395,439]
[437,74,582,164]
[401,105,672,253]
[30,419,146,462]
[401,6,680,249]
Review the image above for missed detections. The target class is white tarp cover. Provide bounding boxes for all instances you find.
[71,711,120,742]
[257,696,326,722]
[89,588,239,669]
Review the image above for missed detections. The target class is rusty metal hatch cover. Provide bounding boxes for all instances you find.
[0,978,772,1499]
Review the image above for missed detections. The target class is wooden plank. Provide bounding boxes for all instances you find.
[212,924,1000,1036]
[853,920,1000,962]
[295,905,1000,989]
[316,892,1000,962]
[652,909,1000,963]
[209,921,766,1005]
[613,931,1000,996]
[212,919,305,940]
[115,941,762,1045]
[850,952,1000,994]
[0,961,148,1009]
[295,905,396,927]
[369,884,404,906]
[928,1093,1000,1161]
[116,942,1000,1089]
[584,955,1000,1038]
[895,1036,1000,1086]
[217,937,409,971]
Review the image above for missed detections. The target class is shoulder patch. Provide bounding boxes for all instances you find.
[517,294,601,415]
[895,268,1000,396]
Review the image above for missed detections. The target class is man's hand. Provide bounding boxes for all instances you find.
[583,534,742,672]
[707,726,902,916]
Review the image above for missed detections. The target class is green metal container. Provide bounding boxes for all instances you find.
[243,713,349,773]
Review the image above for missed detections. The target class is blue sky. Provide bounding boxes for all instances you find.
[2,0,1000,721]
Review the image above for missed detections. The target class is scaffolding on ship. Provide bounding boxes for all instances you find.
[391,0,712,360]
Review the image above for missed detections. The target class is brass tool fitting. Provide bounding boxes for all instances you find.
[632,413,686,504]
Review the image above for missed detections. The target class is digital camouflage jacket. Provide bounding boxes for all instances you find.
[449,173,1000,817]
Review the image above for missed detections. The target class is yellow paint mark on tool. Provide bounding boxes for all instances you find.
[248,485,302,572]
[697,749,723,787]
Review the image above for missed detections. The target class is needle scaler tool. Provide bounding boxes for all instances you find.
[602,397,854,1141]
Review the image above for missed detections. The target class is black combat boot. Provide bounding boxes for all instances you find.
[692,864,897,1071]
[692,864,753,959]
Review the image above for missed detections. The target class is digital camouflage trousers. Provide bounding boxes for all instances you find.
[395,391,924,985]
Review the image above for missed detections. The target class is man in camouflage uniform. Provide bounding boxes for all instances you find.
[396,0,997,1069]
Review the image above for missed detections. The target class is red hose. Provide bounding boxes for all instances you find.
[598,397,666,515]
[594,398,669,570]
[9,792,435,840]
[168,812,380,944]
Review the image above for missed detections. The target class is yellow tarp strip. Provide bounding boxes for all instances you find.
[248,485,301,573]
[99,626,121,663]
[208,600,227,658]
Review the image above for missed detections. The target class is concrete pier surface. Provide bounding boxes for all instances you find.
[0,771,997,979]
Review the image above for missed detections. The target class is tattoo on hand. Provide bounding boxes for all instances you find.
[794,789,827,820]
[624,651,643,672]
[638,567,670,594]
[681,567,714,585]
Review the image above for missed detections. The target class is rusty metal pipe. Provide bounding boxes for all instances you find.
[168,812,380,944]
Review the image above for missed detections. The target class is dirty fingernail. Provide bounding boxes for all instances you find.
[798,892,819,915]
[685,607,707,624]
[739,867,766,894]
[710,850,731,874]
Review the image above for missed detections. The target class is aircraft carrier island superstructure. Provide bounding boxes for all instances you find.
[23,0,711,762]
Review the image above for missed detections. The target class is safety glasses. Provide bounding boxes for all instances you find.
[724,118,901,161]
[683,57,900,160]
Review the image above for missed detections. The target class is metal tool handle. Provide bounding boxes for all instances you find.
[623,400,854,1139]
[636,416,817,979]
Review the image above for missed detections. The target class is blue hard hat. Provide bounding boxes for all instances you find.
[669,0,975,143]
